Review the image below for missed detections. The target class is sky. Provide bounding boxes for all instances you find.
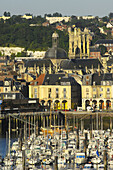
[0,0,113,17]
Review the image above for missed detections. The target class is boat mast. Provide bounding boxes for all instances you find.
[8,114,11,159]
[50,104,51,128]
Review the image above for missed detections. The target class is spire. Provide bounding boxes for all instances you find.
[92,64,94,74]
[85,66,88,73]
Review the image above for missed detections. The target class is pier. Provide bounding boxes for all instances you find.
[0,110,113,132]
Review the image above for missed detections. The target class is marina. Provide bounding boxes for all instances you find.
[0,110,113,169]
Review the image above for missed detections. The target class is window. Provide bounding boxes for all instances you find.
[56,88,58,92]
[34,88,37,98]
[64,94,66,98]
[100,88,103,91]
[4,81,9,86]
[56,93,59,98]
[93,88,96,92]
[63,88,66,98]
[103,81,105,85]
[56,88,59,98]
[86,88,89,92]
[100,94,103,97]
[107,81,109,85]
[93,81,96,85]
[93,94,96,98]
[107,88,110,93]
[48,88,51,92]
[63,88,66,92]
[48,88,51,98]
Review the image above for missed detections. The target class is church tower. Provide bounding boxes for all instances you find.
[52,32,59,48]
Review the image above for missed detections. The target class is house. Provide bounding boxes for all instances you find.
[46,16,71,24]
[82,73,113,110]
[29,73,81,110]
[21,14,33,20]
[0,77,26,100]
[106,22,113,28]
[89,47,101,59]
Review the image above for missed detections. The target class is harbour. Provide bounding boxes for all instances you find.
[0,110,113,169]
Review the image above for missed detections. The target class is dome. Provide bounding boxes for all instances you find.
[45,31,68,60]
[45,47,68,59]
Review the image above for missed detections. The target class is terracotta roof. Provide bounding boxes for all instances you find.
[30,74,45,85]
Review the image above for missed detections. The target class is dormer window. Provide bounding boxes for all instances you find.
[93,81,95,85]
[4,81,9,86]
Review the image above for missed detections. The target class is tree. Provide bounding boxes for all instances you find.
[53,12,62,17]
[4,11,10,17]
[109,12,113,19]
[99,45,107,55]
[102,16,109,22]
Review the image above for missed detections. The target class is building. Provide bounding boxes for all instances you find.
[21,14,33,20]
[0,16,10,20]
[60,58,103,75]
[95,39,113,51]
[0,77,24,100]
[46,16,71,24]
[82,73,113,110]
[77,15,95,20]
[89,47,101,59]
[45,32,68,72]
[106,22,113,29]
[23,59,53,75]
[68,27,90,59]
[29,73,81,110]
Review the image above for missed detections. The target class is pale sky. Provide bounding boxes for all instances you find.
[0,0,113,17]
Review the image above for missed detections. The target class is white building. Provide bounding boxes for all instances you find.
[0,16,11,20]
[77,15,95,20]
[106,22,113,28]
[21,14,33,20]
[46,16,71,24]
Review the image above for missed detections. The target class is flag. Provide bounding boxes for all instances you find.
[96,150,99,157]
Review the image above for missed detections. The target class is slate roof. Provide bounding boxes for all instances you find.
[60,59,103,70]
[24,59,53,68]
[85,73,113,85]
[92,73,103,85]
[45,47,68,59]
[107,57,113,66]
[43,74,65,85]
[95,39,113,45]
[43,74,78,85]
[30,73,78,86]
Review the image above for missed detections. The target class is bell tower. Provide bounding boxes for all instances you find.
[52,32,59,48]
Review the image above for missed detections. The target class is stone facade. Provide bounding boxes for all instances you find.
[68,27,90,59]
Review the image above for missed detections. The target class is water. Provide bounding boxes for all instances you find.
[0,132,17,158]
[0,137,7,158]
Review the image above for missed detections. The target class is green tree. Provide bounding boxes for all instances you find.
[99,45,107,55]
